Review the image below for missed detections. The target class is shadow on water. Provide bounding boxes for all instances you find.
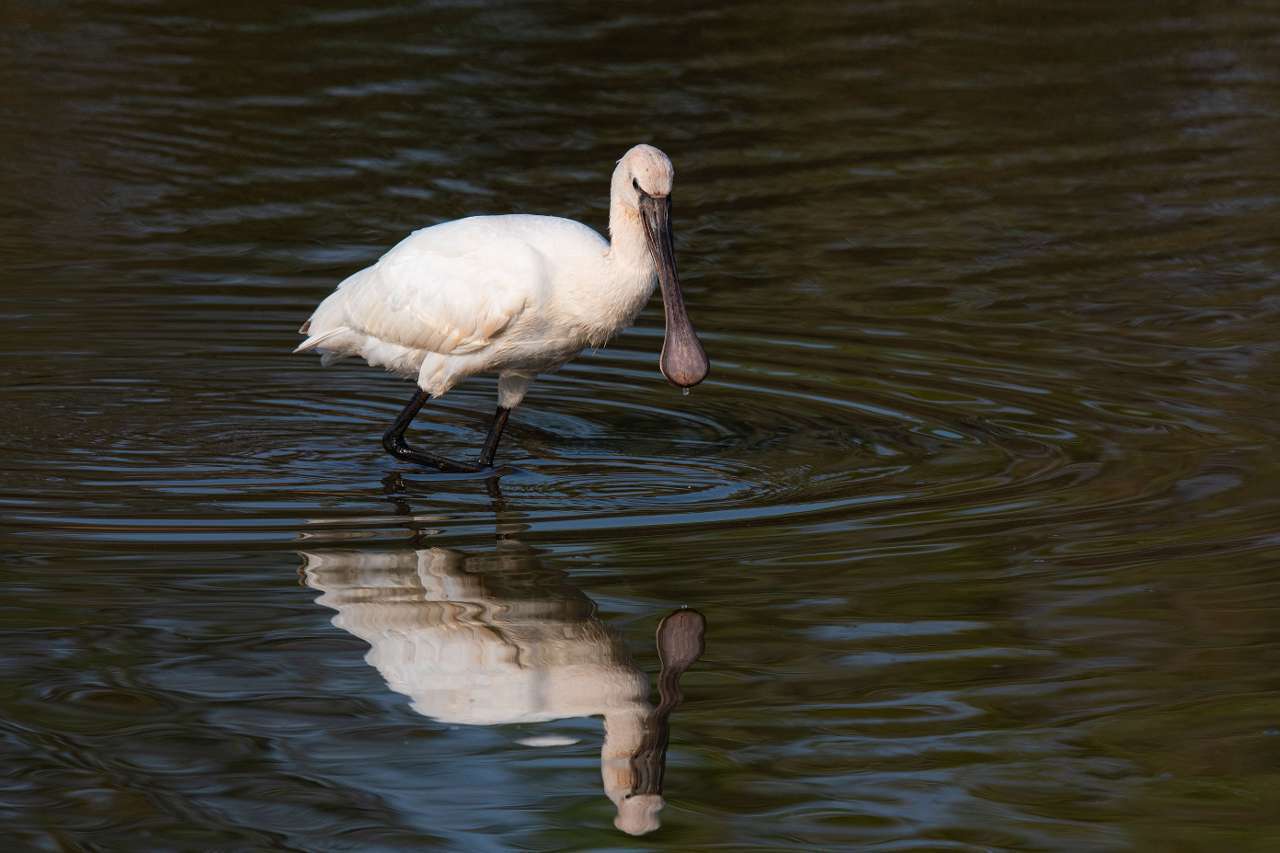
[302,543,707,837]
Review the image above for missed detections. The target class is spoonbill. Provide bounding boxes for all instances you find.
[302,545,707,835]
[294,144,709,472]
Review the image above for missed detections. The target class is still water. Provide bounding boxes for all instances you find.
[4,1,1280,849]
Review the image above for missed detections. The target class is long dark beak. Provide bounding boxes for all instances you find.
[638,192,709,389]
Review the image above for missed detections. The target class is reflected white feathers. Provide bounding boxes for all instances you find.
[302,545,704,836]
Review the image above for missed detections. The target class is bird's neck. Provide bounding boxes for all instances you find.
[601,705,650,798]
[606,167,656,278]
[607,200,654,275]
[556,171,658,346]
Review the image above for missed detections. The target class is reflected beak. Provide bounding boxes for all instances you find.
[638,191,709,389]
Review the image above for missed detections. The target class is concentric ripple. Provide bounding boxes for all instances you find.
[6,1,1280,847]
[2,296,1250,549]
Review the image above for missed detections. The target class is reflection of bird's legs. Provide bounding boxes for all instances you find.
[486,475,508,513]
[383,389,510,473]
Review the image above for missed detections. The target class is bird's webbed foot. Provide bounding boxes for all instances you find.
[381,433,480,474]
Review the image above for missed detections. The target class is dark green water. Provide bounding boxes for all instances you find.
[4,1,1280,849]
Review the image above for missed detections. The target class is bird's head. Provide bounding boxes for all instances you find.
[615,793,664,836]
[615,144,708,390]
[620,143,674,206]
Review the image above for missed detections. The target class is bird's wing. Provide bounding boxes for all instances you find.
[302,221,543,357]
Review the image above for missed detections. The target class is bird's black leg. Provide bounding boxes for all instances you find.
[381,388,480,473]
[477,406,511,468]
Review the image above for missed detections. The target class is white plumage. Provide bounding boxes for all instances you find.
[294,144,707,470]
[298,214,643,406]
[301,147,703,386]
[302,546,667,835]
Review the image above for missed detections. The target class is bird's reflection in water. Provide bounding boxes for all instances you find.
[301,544,705,835]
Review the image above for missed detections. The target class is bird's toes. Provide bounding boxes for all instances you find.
[479,463,522,478]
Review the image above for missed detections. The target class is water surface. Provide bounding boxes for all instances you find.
[3,1,1280,849]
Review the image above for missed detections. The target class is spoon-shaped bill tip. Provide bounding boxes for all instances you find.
[660,328,709,389]
[656,608,706,670]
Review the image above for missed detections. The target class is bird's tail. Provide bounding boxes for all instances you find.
[293,326,349,355]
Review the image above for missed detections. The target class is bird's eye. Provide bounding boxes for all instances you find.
[632,178,640,191]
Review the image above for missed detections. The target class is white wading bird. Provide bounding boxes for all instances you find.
[294,144,709,472]
[302,546,707,836]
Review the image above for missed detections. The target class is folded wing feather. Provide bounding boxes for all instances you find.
[295,221,540,360]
